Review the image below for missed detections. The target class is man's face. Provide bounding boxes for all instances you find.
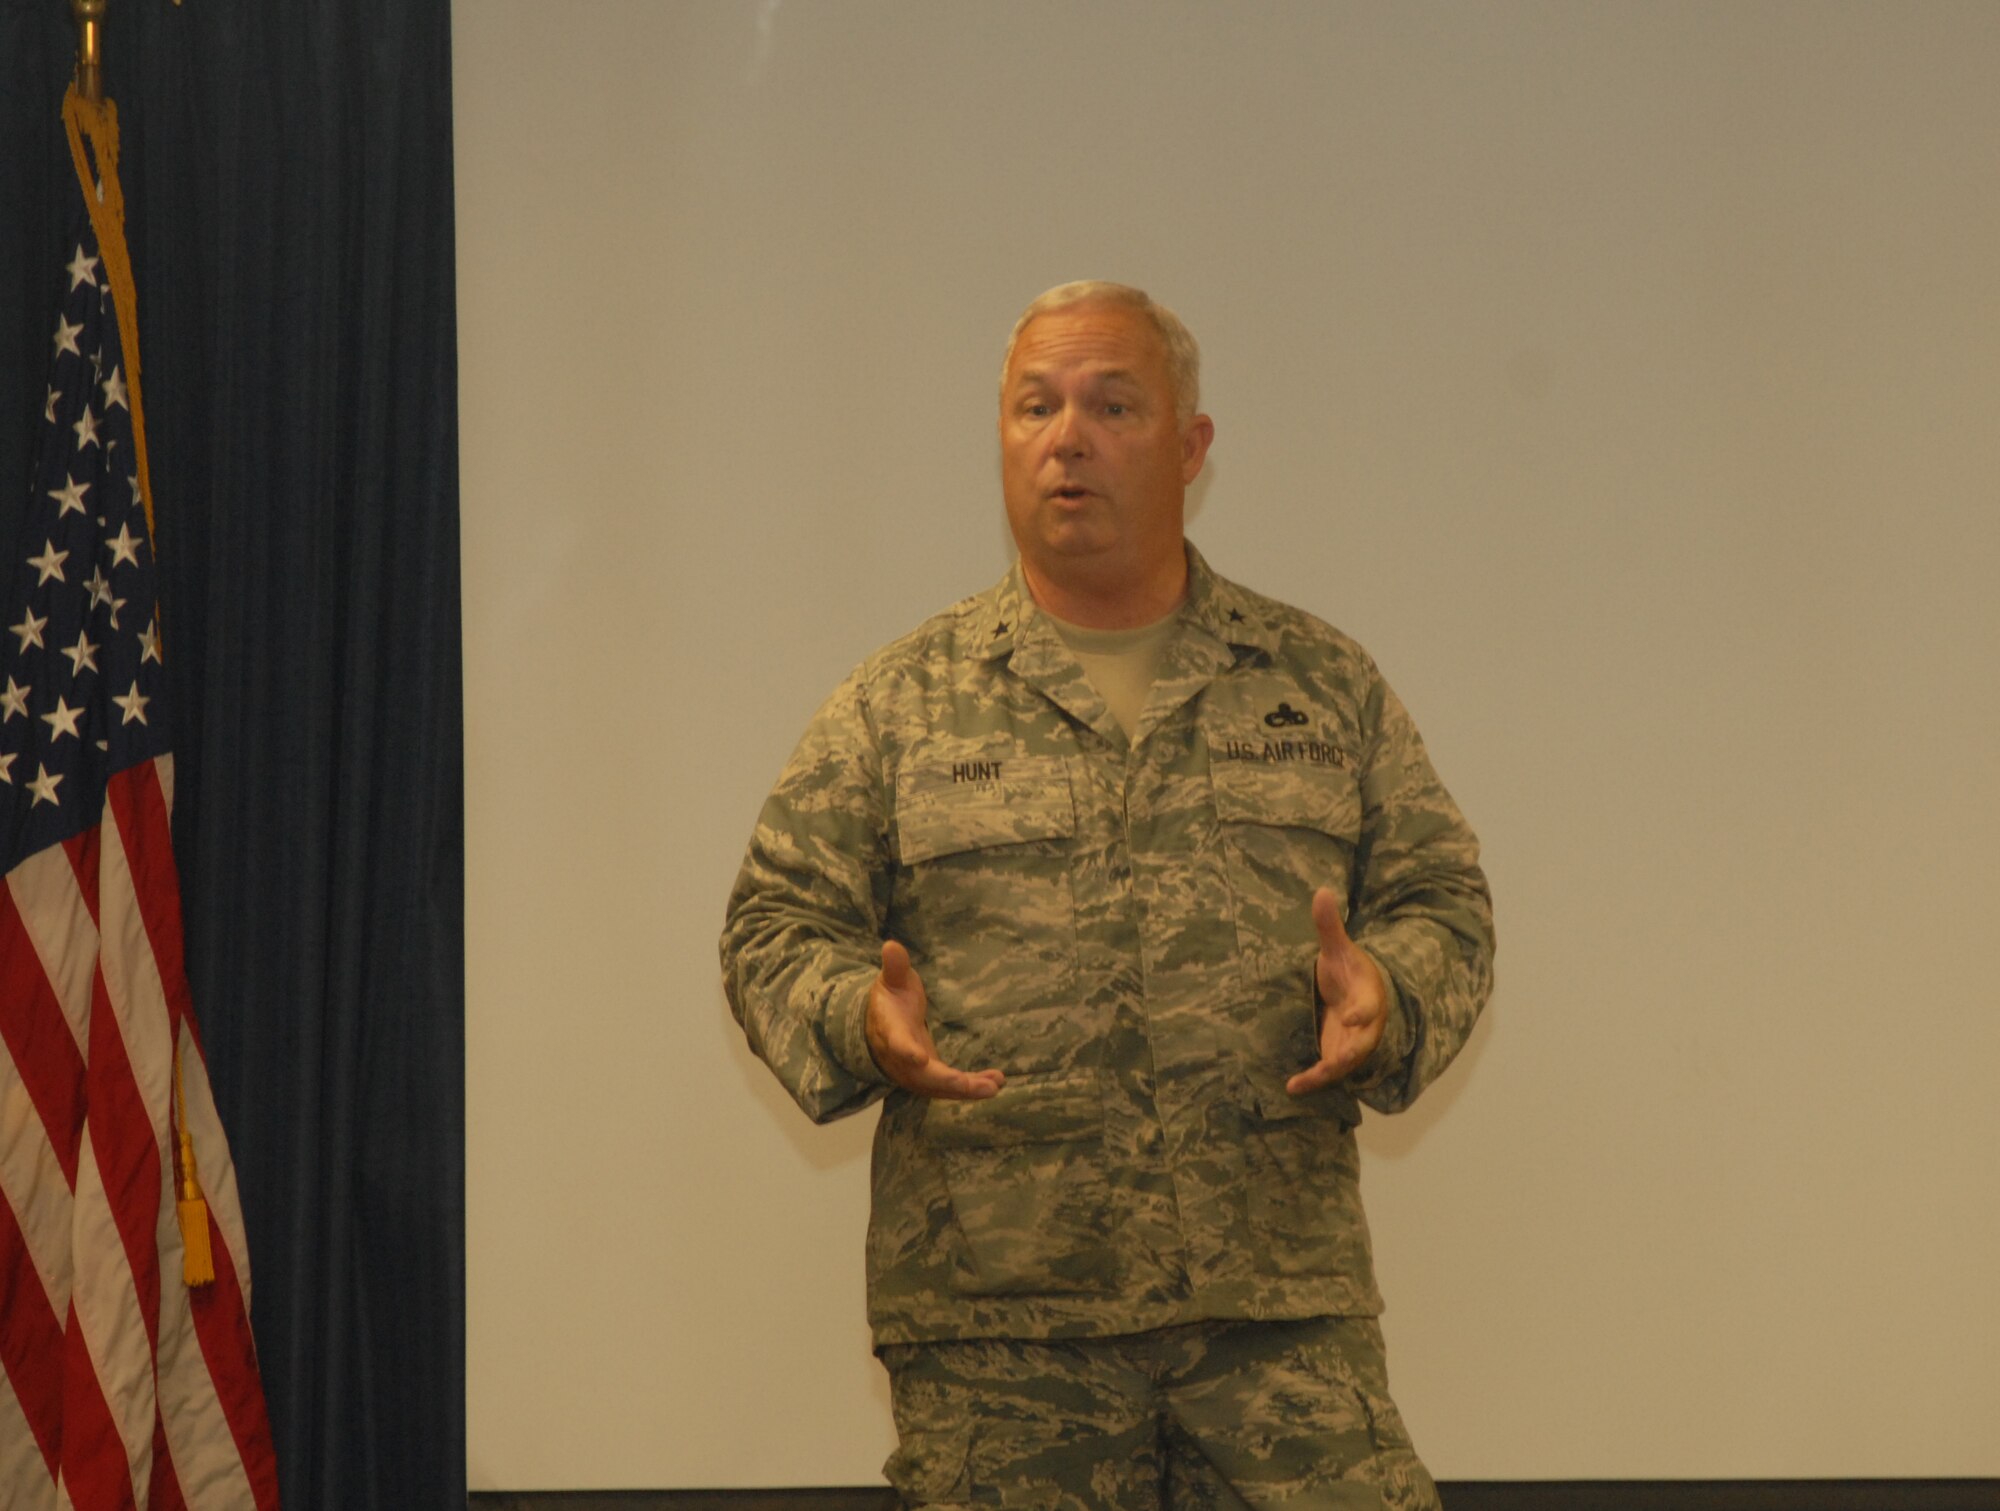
[999,302,1213,601]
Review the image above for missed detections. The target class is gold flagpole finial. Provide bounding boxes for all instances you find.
[72,0,107,103]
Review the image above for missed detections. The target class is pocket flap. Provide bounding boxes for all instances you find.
[1210,756,1360,836]
[922,1069,1104,1148]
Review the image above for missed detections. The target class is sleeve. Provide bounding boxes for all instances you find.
[720,667,897,1124]
[1343,662,1496,1114]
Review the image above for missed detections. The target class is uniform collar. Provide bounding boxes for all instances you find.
[966,562,1034,661]
[1179,544,1281,659]
[967,541,1279,662]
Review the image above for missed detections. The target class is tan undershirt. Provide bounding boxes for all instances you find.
[1045,607,1180,741]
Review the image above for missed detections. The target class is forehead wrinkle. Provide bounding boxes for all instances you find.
[1011,364,1143,392]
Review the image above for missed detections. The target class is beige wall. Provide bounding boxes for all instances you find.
[455,1,2000,1490]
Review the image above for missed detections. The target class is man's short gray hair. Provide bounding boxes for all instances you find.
[1001,280,1202,428]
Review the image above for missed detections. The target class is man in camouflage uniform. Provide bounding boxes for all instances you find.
[722,281,1494,1508]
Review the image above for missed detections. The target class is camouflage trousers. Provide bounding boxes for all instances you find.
[877,1316,1440,1510]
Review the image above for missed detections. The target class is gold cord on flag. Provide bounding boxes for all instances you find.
[175,1044,215,1286]
[62,80,209,1288]
[61,84,155,545]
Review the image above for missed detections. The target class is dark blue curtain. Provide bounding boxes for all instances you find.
[2,4,465,1507]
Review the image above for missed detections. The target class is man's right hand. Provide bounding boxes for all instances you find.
[865,941,1005,1100]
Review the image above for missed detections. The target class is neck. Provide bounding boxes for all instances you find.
[1020,550,1187,630]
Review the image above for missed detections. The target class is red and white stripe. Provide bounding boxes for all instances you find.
[0,755,281,1509]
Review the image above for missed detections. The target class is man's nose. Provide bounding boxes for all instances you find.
[1049,404,1090,456]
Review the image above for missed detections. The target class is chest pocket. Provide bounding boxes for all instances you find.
[1210,754,1365,982]
[896,754,1076,864]
[891,754,1083,1066]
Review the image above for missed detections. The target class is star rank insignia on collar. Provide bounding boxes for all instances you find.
[992,621,1009,637]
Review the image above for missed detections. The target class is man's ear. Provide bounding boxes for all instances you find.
[1181,413,1215,484]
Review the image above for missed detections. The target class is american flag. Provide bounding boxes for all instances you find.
[0,90,280,1509]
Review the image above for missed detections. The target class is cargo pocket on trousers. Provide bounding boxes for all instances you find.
[923,1069,1117,1297]
[880,1418,972,1505]
[1239,1071,1362,1278]
[1314,1317,1441,1511]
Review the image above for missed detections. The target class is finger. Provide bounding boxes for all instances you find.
[880,938,911,991]
[921,1065,1007,1102]
[897,1051,1004,1100]
[869,995,1005,1100]
[1287,1033,1371,1096]
[1312,887,1350,953]
[1286,1057,1344,1097]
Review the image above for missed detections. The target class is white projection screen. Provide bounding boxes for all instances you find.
[456,1,2000,1492]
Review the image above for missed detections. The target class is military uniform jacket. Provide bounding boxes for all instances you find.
[722,546,1495,1347]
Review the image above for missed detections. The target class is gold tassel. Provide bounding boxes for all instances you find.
[174,1046,215,1286]
[176,1193,214,1286]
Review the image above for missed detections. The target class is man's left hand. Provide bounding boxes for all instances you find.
[1286,886,1388,1097]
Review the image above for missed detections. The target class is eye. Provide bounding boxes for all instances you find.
[1104,403,1127,416]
